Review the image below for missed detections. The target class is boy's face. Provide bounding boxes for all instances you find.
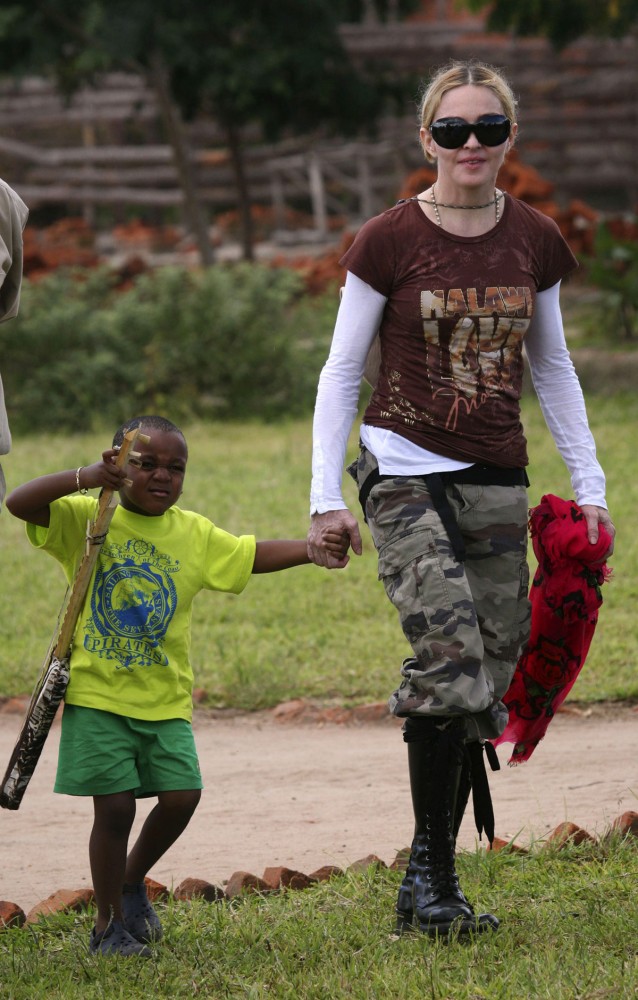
[119,429,188,517]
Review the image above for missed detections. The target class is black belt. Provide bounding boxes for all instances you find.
[357,465,529,563]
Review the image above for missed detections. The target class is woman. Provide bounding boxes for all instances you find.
[306,60,615,937]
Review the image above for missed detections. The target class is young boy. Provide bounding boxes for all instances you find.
[6,415,347,958]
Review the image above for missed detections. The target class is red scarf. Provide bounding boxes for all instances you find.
[492,494,612,764]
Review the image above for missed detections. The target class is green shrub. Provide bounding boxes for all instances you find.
[580,222,638,341]
[3,263,336,432]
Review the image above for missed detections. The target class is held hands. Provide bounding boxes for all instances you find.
[307,509,363,569]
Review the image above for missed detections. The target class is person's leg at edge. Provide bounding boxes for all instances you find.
[392,479,528,935]
[121,789,201,942]
[124,788,202,883]
[355,462,526,936]
[90,790,137,933]
[399,715,499,936]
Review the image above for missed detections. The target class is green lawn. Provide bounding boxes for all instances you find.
[1,840,637,999]
[1,400,637,998]
[0,394,635,708]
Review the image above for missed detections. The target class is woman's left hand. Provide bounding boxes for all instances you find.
[580,504,615,557]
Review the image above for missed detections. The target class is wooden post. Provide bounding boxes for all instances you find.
[146,51,215,267]
[81,119,96,227]
[270,171,286,233]
[308,152,327,239]
[358,151,373,221]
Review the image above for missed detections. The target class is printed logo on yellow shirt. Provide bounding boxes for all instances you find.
[83,538,178,671]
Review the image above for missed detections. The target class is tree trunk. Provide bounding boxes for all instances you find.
[361,0,379,24]
[225,120,255,262]
[146,50,214,267]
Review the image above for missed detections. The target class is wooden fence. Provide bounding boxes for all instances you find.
[342,21,638,207]
[0,20,635,242]
[0,73,414,240]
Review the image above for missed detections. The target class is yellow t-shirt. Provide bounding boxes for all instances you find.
[27,497,256,722]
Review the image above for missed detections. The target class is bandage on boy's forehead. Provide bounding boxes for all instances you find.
[126,427,189,471]
[128,434,151,452]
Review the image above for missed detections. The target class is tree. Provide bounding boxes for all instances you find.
[0,2,397,262]
[461,0,638,48]
[0,3,217,264]
[158,1,383,260]
[339,0,422,23]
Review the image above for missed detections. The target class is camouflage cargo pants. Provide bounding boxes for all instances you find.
[349,446,531,741]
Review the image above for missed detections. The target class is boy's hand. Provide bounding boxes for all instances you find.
[6,448,136,528]
[79,448,130,492]
[322,529,351,565]
[307,509,362,569]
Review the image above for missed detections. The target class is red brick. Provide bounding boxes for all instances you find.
[488,837,528,855]
[352,703,390,723]
[347,854,387,873]
[609,811,638,839]
[143,877,169,902]
[224,871,272,898]
[389,847,411,871]
[261,867,316,891]
[173,878,225,902]
[272,699,312,723]
[308,865,343,882]
[26,888,94,924]
[546,822,597,849]
[318,707,353,725]
[0,900,25,929]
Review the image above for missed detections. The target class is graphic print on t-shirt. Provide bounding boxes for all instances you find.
[84,538,178,671]
[420,286,531,431]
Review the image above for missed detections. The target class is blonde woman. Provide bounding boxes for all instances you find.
[307,60,615,937]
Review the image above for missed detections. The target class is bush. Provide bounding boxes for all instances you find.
[580,222,638,341]
[2,263,337,433]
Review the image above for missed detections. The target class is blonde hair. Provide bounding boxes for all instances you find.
[419,60,518,161]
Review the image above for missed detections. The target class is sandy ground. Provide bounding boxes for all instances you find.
[1,704,637,914]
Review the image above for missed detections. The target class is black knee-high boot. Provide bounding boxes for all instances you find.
[453,751,473,841]
[397,746,470,927]
[394,717,498,937]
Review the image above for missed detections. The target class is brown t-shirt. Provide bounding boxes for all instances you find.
[341,195,577,468]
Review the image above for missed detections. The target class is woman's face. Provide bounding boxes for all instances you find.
[421,84,516,190]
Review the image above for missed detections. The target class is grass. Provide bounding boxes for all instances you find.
[1,839,637,999]
[0,392,636,708]
[1,399,637,997]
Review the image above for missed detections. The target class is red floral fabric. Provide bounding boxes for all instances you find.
[492,494,612,764]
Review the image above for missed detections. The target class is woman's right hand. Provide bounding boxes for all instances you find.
[307,509,363,569]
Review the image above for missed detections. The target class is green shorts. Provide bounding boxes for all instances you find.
[54,704,203,798]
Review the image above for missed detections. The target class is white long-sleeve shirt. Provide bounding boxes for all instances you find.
[310,272,606,513]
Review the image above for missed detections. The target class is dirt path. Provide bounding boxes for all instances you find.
[1,704,637,914]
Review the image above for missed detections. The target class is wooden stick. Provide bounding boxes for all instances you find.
[1,427,150,808]
[51,427,147,660]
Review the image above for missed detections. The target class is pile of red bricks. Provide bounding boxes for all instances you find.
[396,150,603,257]
[22,217,99,280]
[21,148,627,292]
[279,149,624,293]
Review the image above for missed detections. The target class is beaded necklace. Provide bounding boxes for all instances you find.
[414,187,503,226]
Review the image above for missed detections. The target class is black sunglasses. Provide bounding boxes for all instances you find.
[429,115,511,150]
